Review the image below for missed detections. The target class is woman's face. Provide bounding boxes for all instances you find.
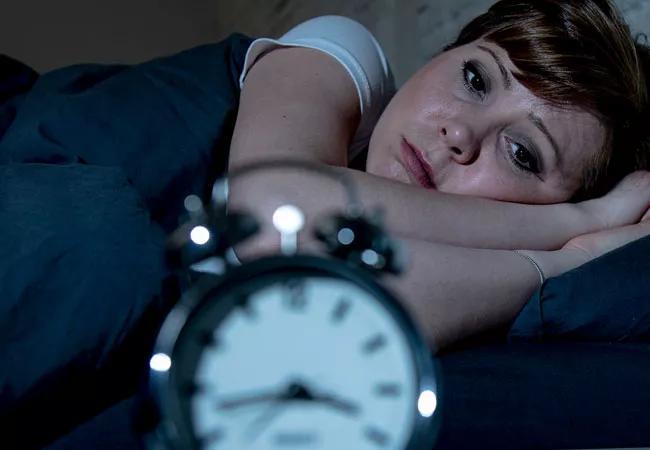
[366,40,606,203]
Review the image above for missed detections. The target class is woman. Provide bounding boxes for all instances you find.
[227,0,650,349]
[1,1,649,447]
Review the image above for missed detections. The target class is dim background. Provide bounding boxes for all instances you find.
[1,0,649,86]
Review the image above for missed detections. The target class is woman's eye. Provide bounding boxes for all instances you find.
[462,61,486,98]
[507,139,540,174]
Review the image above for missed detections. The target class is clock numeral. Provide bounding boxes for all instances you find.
[362,333,387,354]
[284,280,307,311]
[331,298,351,323]
[363,426,389,447]
[273,430,317,446]
[374,382,402,397]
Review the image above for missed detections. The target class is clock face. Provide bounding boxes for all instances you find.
[171,273,420,450]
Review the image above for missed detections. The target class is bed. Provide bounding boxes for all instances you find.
[1,35,649,450]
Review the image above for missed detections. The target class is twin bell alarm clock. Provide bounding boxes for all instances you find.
[138,159,441,450]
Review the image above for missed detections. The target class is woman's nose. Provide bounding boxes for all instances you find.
[439,122,479,164]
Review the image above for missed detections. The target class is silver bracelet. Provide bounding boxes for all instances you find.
[513,250,546,287]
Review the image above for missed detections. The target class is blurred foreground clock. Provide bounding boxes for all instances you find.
[139,160,440,450]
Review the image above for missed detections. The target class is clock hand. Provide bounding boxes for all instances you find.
[245,382,303,442]
[290,379,360,416]
[311,392,360,416]
[216,386,286,411]
[285,381,315,401]
[218,379,313,411]
[245,400,287,443]
[243,382,360,442]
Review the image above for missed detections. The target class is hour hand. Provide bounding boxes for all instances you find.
[218,380,310,411]
[216,387,285,411]
[286,380,361,416]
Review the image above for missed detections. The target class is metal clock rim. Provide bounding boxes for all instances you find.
[146,254,440,450]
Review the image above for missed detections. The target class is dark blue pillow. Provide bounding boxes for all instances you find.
[509,234,650,341]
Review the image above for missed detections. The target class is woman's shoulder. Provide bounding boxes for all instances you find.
[240,15,396,158]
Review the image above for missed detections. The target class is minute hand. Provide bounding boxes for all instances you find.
[310,391,360,416]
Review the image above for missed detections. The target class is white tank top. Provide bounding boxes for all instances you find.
[238,15,396,160]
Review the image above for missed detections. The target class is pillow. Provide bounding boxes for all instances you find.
[509,234,650,341]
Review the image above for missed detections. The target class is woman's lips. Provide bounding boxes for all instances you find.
[399,138,436,189]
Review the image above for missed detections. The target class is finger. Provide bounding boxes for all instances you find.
[642,208,650,222]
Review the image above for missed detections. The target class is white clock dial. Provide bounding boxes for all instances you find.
[189,276,418,450]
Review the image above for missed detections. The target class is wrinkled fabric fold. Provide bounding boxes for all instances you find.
[0,34,253,448]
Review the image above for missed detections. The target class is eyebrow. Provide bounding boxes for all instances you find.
[476,44,562,172]
[528,112,562,168]
[477,45,512,90]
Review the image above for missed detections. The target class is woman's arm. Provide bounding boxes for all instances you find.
[229,47,649,251]
[227,47,650,350]
[380,240,581,349]
[386,218,650,350]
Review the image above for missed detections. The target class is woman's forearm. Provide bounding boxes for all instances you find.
[228,167,598,254]
[237,217,587,350]
[330,166,596,250]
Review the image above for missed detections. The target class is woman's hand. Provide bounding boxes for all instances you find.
[561,210,650,265]
[579,170,650,230]
[642,207,650,223]
[522,210,650,285]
